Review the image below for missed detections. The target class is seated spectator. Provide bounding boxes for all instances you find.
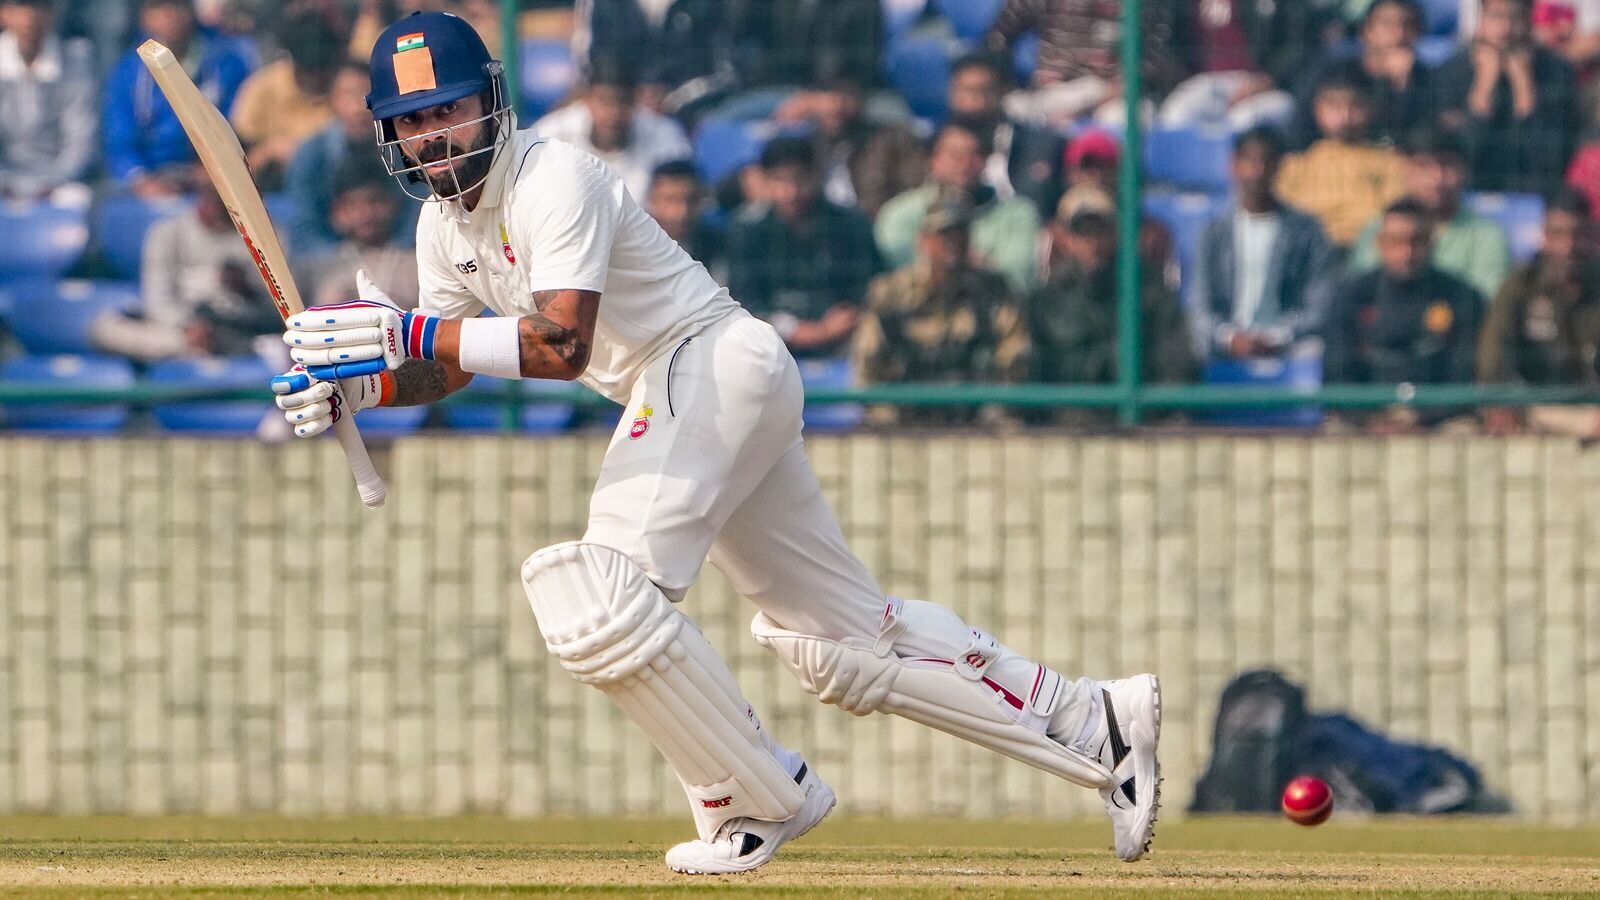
[1192,127,1337,362]
[984,0,1179,126]
[1290,0,1435,151]
[576,0,732,115]
[1276,67,1407,246]
[945,52,1065,219]
[1434,0,1580,195]
[1478,191,1600,434]
[0,0,96,206]
[1470,0,1600,83]
[726,137,879,358]
[93,168,283,361]
[299,154,420,310]
[285,61,417,257]
[1161,0,1318,132]
[775,69,925,218]
[103,0,254,196]
[1043,130,1177,285]
[1029,210,1196,388]
[1349,128,1511,301]
[534,59,692,203]
[877,122,1042,292]
[1322,200,1483,429]
[854,193,1029,425]
[645,160,723,272]
[734,0,882,89]
[229,6,343,184]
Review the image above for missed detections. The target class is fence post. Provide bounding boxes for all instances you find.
[1117,0,1145,426]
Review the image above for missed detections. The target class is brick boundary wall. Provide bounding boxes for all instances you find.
[0,436,1596,820]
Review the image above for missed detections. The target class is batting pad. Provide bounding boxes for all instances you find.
[523,542,806,840]
[751,607,1114,790]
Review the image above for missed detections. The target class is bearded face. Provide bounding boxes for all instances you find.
[388,92,504,200]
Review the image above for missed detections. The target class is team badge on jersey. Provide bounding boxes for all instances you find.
[629,404,654,440]
[499,223,516,265]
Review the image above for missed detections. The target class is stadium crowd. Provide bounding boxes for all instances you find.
[3,0,1600,435]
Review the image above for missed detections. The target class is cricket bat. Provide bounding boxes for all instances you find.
[138,39,387,509]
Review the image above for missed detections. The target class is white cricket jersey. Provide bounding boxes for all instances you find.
[414,128,741,402]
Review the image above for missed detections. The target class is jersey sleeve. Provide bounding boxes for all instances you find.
[509,142,623,296]
[415,212,488,319]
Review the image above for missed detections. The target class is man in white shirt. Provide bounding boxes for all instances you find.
[0,0,96,205]
[533,57,692,202]
[265,11,1161,875]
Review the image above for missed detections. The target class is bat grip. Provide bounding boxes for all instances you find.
[331,406,386,508]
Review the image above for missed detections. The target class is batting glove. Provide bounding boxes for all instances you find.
[269,364,391,438]
[281,299,442,381]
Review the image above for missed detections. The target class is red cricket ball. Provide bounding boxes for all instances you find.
[1281,775,1333,826]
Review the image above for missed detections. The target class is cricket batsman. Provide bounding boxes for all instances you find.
[270,11,1160,873]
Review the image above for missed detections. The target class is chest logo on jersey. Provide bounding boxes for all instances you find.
[455,259,478,274]
[629,404,654,440]
[499,223,517,265]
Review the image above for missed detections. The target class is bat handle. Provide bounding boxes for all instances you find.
[331,409,387,509]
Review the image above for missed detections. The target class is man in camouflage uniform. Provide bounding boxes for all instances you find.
[855,191,1029,425]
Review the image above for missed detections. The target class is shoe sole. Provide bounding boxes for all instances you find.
[667,781,838,875]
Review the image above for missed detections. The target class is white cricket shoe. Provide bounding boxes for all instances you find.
[1086,674,1162,862]
[665,763,836,875]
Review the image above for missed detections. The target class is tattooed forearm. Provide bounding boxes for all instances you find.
[387,359,452,407]
[517,289,597,380]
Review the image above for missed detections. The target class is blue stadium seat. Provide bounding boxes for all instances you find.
[1415,35,1459,67]
[798,357,864,432]
[7,278,141,355]
[1012,31,1039,85]
[94,194,192,279]
[0,354,135,434]
[933,0,1001,40]
[694,118,776,185]
[355,404,430,438]
[0,202,89,282]
[442,375,576,433]
[1468,192,1545,263]
[147,355,276,435]
[1144,126,1234,194]
[521,39,577,121]
[885,36,952,121]
[263,192,301,231]
[882,0,927,39]
[1143,191,1225,297]
[1201,353,1324,429]
[1421,0,1458,36]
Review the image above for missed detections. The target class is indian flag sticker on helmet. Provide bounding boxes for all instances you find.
[396,32,426,52]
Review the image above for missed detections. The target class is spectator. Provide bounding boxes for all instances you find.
[1043,130,1177,285]
[299,153,420,310]
[229,7,342,183]
[0,0,97,205]
[1323,200,1483,428]
[1479,191,1600,434]
[645,159,722,271]
[945,52,1066,218]
[534,58,692,203]
[285,61,416,257]
[1192,127,1338,362]
[119,168,283,359]
[733,0,882,89]
[854,193,1029,425]
[876,122,1042,292]
[1290,0,1435,151]
[1276,67,1407,246]
[1434,0,1580,195]
[984,0,1179,125]
[1029,210,1196,388]
[103,0,254,196]
[1160,0,1317,132]
[576,0,732,114]
[775,70,925,219]
[1467,0,1600,81]
[1349,128,1511,301]
[725,137,880,358]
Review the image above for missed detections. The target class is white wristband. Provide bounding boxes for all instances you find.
[457,316,523,379]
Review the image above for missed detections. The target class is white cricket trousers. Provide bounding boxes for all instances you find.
[582,309,1098,742]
